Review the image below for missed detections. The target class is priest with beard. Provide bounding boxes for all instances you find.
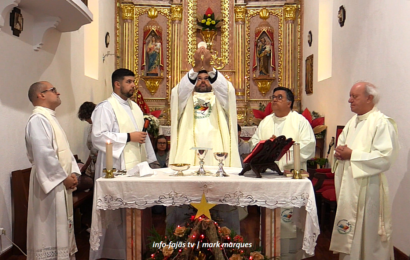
[90,68,158,260]
[249,87,316,172]
[168,43,242,233]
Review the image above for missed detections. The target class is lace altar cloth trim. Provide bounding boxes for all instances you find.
[28,247,70,260]
[90,166,319,255]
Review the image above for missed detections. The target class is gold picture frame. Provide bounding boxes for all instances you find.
[305,54,313,95]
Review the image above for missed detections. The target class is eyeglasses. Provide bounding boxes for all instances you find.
[41,87,57,94]
[271,94,284,101]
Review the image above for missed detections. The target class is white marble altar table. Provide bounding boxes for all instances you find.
[90,166,319,259]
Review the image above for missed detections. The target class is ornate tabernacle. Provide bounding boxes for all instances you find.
[239,135,294,178]
[115,0,303,126]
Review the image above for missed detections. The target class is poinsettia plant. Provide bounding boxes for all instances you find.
[302,108,327,138]
[197,7,222,31]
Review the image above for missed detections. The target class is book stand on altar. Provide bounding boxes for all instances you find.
[239,136,294,178]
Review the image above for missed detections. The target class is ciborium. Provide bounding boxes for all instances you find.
[169,163,190,176]
[214,152,229,177]
[191,147,212,176]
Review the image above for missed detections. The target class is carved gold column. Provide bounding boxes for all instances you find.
[234,6,246,98]
[121,4,134,71]
[170,5,182,94]
[283,4,298,93]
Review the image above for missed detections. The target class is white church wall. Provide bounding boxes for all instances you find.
[303,0,410,255]
[0,0,115,254]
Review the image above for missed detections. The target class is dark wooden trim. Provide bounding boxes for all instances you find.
[394,246,410,260]
[0,247,13,260]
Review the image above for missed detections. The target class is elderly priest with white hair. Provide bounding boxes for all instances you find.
[330,81,399,260]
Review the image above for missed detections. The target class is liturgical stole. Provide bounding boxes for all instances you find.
[108,96,147,170]
[330,108,397,254]
[31,106,77,256]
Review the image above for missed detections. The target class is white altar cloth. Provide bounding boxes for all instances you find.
[90,166,320,256]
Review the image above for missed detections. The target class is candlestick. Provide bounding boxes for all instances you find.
[293,143,301,171]
[106,140,113,171]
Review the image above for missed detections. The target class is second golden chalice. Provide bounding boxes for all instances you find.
[169,163,190,176]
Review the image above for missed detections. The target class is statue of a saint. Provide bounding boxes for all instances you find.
[257,37,271,76]
[146,36,161,76]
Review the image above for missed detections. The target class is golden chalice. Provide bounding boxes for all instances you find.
[169,163,190,176]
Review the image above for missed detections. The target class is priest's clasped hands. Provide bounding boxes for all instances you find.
[335,145,352,160]
[193,47,212,72]
[63,173,78,190]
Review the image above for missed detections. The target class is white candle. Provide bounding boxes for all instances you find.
[293,143,301,171]
[106,140,113,171]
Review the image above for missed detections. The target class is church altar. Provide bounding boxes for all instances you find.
[90,166,320,259]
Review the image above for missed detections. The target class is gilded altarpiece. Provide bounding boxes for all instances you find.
[116,0,302,126]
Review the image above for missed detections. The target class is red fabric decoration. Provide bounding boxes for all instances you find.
[252,102,272,120]
[134,90,162,118]
[322,188,336,201]
[316,168,332,173]
[150,110,162,118]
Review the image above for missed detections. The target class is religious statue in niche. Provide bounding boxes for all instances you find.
[142,31,163,76]
[252,11,276,96]
[140,14,164,96]
[256,34,273,76]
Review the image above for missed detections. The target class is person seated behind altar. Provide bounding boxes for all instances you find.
[90,68,160,260]
[77,101,98,190]
[249,87,316,172]
[238,124,251,167]
[155,135,169,168]
[167,43,242,234]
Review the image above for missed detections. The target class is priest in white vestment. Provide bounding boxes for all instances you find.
[90,69,158,260]
[25,81,80,260]
[168,45,242,233]
[330,82,399,260]
[249,87,316,172]
[169,47,241,168]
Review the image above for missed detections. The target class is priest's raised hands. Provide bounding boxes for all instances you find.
[193,47,213,72]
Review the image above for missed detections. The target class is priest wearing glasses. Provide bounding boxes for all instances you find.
[249,87,316,172]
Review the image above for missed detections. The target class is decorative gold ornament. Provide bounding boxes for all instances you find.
[148,7,158,19]
[171,5,183,21]
[284,4,298,21]
[191,193,216,219]
[234,6,246,22]
[200,29,217,51]
[141,76,163,95]
[253,77,275,96]
[245,8,284,101]
[259,8,269,20]
[187,0,230,69]
[121,4,134,20]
